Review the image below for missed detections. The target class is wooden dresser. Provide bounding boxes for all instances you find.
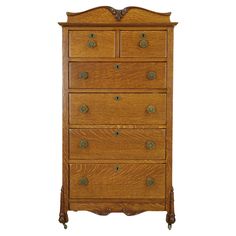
[58,6,177,230]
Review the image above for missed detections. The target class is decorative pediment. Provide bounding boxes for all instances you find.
[59,6,177,26]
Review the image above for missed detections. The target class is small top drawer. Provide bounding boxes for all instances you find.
[120,31,167,58]
[69,31,116,58]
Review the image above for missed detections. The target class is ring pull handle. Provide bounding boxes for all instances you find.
[80,104,89,113]
[147,71,157,80]
[146,177,155,187]
[87,40,97,48]
[79,72,88,80]
[79,139,88,149]
[145,140,156,150]
[146,105,156,113]
[79,177,89,185]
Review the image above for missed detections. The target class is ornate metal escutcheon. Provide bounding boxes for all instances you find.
[79,177,89,185]
[87,40,97,48]
[147,71,157,80]
[79,139,88,149]
[139,39,149,48]
[146,140,156,150]
[79,71,89,80]
[146,105,156,113]
[146,177,155,187]
[80,104,89,113]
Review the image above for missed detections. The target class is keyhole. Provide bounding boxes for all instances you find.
[114,64,120,70]
[141,33,146,38]
[89,33,95,38]
[114,96,121,101]
[115,165,120,172]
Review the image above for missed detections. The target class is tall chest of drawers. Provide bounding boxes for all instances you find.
[59,6,177,230]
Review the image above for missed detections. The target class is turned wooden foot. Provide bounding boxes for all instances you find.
[59,186,68,229]
[166,187,176,230]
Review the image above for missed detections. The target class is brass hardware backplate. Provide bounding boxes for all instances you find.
[139,39,148,48]
[80,104,89,113]
[146,140,156,150]
[146,177,155,187]
[87,40,97,48]
[79,71,89,80]
[79,177,89,185]
[80,139,89,149]
[146,105,156,113]
[147,71,157,80]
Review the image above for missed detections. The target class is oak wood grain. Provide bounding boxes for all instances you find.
[120,31,167,58]
[69,163,165,199]
[69,201,165,212]
[59,6,177,226]
[69,93,166,125]
[69,31,116,58]
[69,128,165,160]
[61,6,175,25]
[69,62,166,89]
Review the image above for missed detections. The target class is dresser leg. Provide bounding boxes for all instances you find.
[166,187,176,230]
[59,186,68,229]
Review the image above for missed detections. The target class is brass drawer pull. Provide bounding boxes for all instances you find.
[139,32,149,48]
[139,39,149,48]
[79,139,88,149]
[114,95,121,101]
[80,104,89,113]
[146,105,156,113]
[87,40,97,48]
[146,177,155,187]
[147,71,156,80]
[79,71,89,80]
[79,177,89,185]
[146,140,156,150]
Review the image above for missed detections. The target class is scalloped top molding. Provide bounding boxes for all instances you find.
[60,6,177,25]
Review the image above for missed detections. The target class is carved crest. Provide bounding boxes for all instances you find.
[107,7,130,21]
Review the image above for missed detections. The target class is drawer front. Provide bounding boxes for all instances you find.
[120,31,167,58]
[69,31,116,58]
[69,163,165,199]
[69,62,166,89]
[69,93,166,125]
[69,128,165,160]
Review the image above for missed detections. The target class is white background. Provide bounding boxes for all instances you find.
[0,0,236,235]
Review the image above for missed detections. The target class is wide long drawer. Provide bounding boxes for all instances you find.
[69,62,166,89]
[69,128,165,160]
[69,93,166,125]
[69,163,165,199]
